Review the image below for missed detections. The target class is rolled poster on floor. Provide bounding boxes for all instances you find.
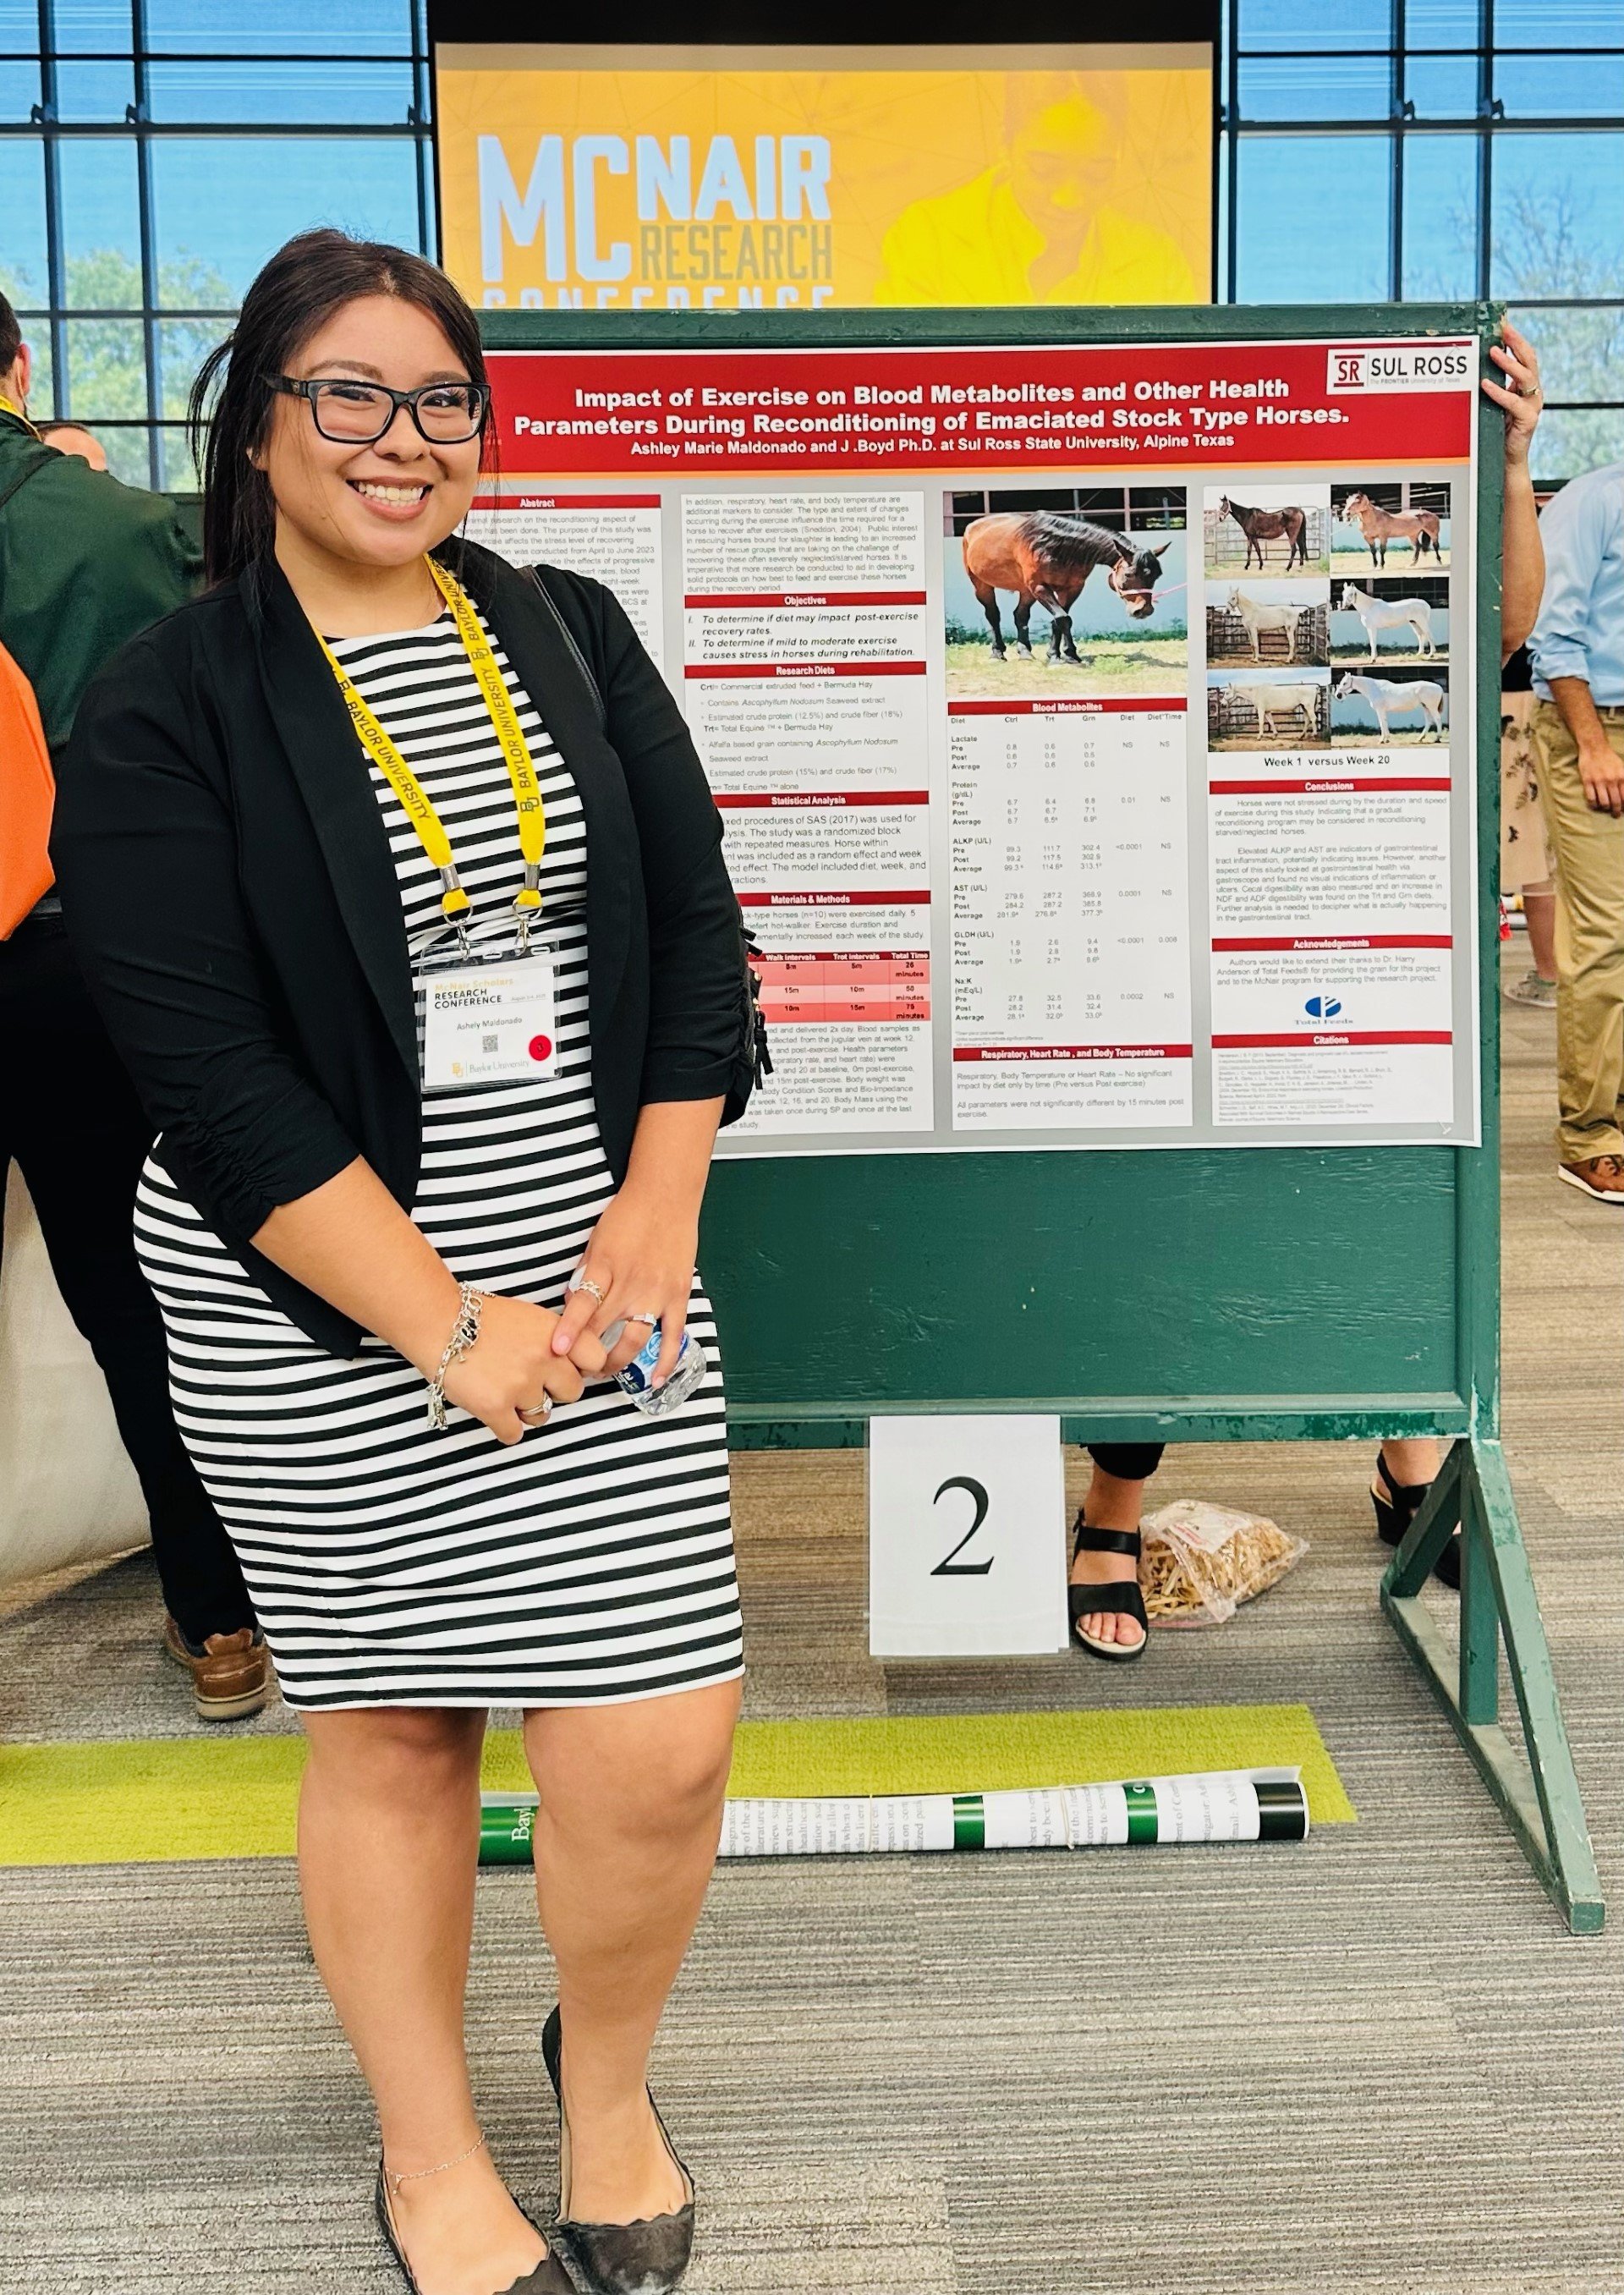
[477,1770,1307,1865]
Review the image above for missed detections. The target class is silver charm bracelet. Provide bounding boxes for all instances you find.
[426,1280,486,1429]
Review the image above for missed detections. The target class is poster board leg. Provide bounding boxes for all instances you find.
[1382,1437,1604,1935]
[1457,1463,1500,1728]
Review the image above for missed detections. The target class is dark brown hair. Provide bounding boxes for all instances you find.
[188,228,491,586]
[0,292,20,375]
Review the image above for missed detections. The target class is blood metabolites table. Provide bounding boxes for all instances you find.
[948,699,1193,1128]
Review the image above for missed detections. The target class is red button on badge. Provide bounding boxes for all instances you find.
[529,1035,553,1062]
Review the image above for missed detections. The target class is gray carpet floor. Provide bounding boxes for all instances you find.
[2,950,1621,2293]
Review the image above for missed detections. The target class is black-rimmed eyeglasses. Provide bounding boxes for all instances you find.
[270,375,490,446]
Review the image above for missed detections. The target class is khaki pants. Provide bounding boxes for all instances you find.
[1533,699,1624,1161]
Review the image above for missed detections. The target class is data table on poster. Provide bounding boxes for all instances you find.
[472,332,1481,1156]
[947,700,1192,1130]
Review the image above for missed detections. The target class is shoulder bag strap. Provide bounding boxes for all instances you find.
[524,562,771,1100]
[525,563,607,733]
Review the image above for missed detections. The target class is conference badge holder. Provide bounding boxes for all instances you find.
[414,916,560,1092]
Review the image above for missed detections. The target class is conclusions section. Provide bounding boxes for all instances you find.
[1207,777,1455,1125]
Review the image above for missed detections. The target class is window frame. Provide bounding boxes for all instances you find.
[0,0,433,488]
[7,3,1623,484]
[1222,0,1624,475]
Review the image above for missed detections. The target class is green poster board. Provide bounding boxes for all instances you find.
[480,302,1599,1930]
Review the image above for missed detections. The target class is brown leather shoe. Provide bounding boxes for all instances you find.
[162,1617,272,1721]
[1558,1155,1624,1205]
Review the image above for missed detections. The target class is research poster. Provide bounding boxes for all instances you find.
[433,43,1214,312]
[465,332,1479,1156]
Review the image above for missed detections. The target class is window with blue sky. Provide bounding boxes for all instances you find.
[0,0,431,486]
[1226,0,1624,475]
[3,2,1621,484]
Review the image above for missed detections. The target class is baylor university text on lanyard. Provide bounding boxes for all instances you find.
[317,557,558,1090]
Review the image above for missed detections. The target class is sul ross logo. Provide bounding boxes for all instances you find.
[1327,343,1473,394]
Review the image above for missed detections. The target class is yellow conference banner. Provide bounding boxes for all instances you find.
[436,45,1213,313]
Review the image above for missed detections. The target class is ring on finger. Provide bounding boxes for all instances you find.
[568,1271,607,1306]
[518,1398,553,1426]
[625,1310,658,1326]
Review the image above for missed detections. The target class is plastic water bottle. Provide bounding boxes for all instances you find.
[612,1323,708,1417]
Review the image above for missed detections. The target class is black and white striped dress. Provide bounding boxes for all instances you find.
[133,607,743,1711]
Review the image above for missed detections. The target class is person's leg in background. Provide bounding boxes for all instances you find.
[0,915,265,1716]
[1505,880,1559,1006]
[1533,700,1624,1188]
[1524,881,1559,986]
[1069,1442,1164,1656]
[1371,1436,1456,1588]
[1502,690,1560,1007]
[1533,700,1624,1200]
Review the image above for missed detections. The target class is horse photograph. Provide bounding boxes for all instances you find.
[944,488,1187,700]
[1330,574,1450,664]
[1332,667,1451,745]
[1331,482,1451,573]
[1206,579,1329,667]
[1203,481,1329,578]
[1206,667,1330,750]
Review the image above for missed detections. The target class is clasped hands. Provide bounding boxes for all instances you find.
[439,1187,699,1445]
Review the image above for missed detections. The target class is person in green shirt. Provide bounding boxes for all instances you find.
[0,292,266,1721]
[0,332,200,757]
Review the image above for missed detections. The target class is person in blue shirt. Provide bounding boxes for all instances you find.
[1528,448,1624,1204]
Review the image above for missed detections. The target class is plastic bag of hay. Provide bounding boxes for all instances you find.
[1139,1500,1308,1628]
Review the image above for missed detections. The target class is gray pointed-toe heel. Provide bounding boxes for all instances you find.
[540,2007,696,2295]
[374,2159,573,2294]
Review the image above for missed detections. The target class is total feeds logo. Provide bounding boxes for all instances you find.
[1303,994,1344,1021]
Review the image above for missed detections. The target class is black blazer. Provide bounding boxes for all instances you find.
[52,539,759,1356]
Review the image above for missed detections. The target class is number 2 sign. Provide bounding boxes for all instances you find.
[868,1415,1068,1657]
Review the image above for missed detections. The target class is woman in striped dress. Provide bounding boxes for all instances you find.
[55,232,763,2295]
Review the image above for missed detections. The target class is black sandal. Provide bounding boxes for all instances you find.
[1371,1452,1460,1590]
[1068,1518,1149,1663]
[542,2007,695,2295]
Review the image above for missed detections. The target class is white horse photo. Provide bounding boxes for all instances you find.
[1333,671,1448,742]
[1226,585,1307,662]
[1338,584,1436,661]
[1226,681,1323,738]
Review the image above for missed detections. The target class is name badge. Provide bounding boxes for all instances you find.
[420,954,558,1090]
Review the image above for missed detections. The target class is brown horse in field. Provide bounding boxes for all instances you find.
[1339,491,1443,568]
[962,512,1172,665]
[1218,495,1309,573]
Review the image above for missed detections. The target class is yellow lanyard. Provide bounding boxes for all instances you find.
[0,394,40,436]
[316,557,546,926]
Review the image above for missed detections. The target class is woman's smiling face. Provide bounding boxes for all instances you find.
[259,293,485,572]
